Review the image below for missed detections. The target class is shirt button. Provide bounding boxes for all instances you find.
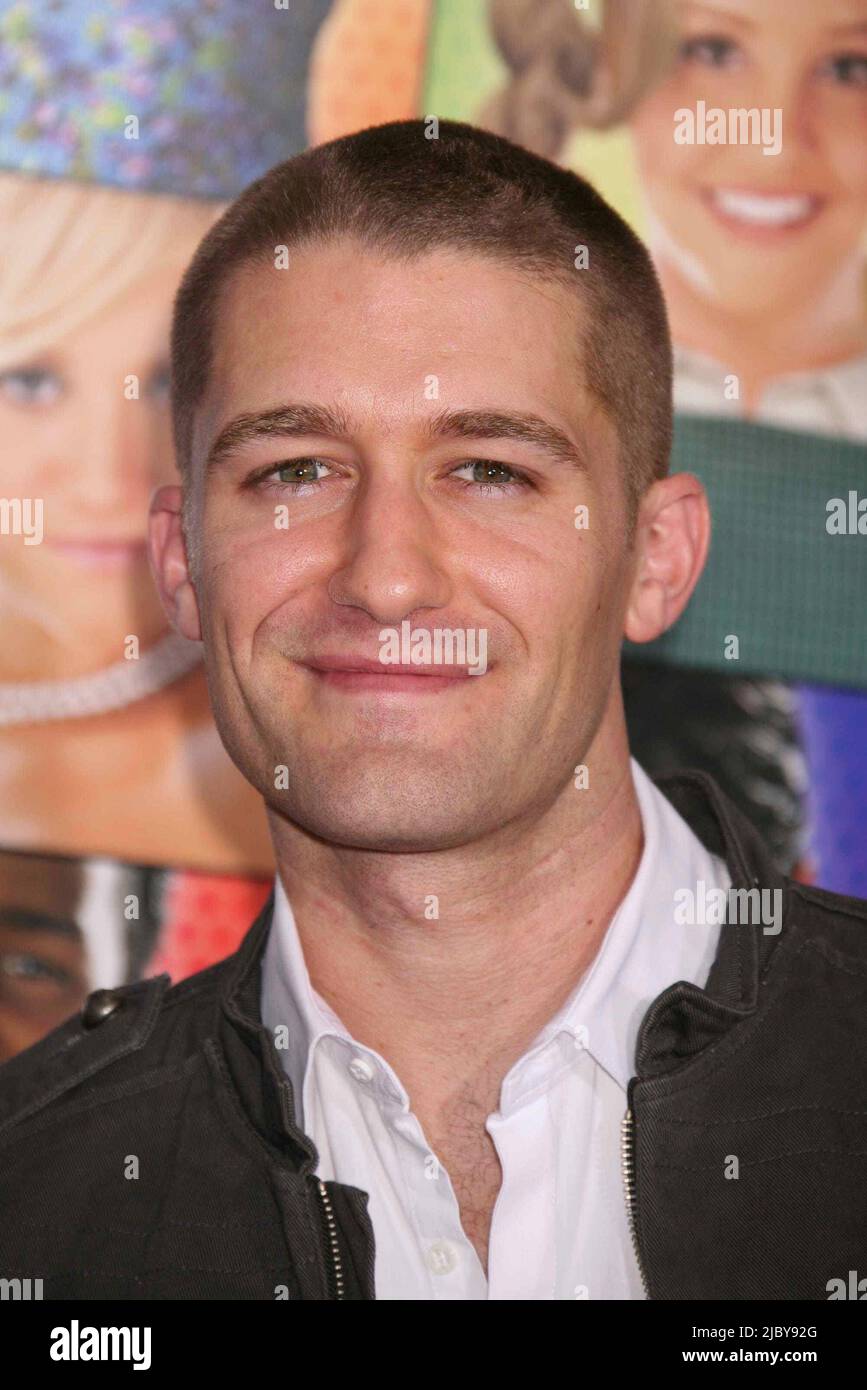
[425,1240,459,1275]
[348,1055,375,1084]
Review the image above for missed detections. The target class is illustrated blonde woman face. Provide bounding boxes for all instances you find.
[0,178,221,682]
[628,0,867,321]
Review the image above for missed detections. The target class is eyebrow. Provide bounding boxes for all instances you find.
[0,908,82,939]
[204,403,588,476]
[680,2,755,29]
[682,3,867,36]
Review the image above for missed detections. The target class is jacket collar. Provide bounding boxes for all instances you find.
[635,769,789,1080]
[215,768,790,1150]
[216,892,319,1171]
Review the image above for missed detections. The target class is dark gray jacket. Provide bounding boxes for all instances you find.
[1,771,865,1300]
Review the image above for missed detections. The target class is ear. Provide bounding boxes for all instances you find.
[148,484,202,642]
[624,473,710,644]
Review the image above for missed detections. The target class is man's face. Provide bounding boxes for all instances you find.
[186,239,638,851]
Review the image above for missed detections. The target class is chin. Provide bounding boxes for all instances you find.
[267,789,491,854]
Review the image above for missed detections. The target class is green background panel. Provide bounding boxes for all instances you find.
[626,416,867,687]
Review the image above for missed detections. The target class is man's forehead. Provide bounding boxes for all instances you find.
[194,240,600,467]
[215,236,585,342]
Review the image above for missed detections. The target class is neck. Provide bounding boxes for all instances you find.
[267,725,643,1110]
[657,254,867,412]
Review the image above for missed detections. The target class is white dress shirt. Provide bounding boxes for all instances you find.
[260,759,732,1300]
[674,343,867,442]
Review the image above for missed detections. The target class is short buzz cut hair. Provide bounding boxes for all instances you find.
[171,118,672,519]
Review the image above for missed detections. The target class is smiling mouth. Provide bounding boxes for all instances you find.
[703,187,822,232]
[301,658,484,694]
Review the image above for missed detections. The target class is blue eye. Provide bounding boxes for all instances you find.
[679,35,742,69]
[820,52,867,87]
[148,364,172,402]
[451,459,530,494]
[0,366,62,405]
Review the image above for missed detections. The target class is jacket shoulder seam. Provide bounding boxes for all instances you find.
[789,880,867,927]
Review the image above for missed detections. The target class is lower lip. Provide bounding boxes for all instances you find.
[306,668,475,693]
[47,541,147,572]
[701,189,822,240]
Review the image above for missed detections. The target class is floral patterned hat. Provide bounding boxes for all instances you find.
[0,0,331,198]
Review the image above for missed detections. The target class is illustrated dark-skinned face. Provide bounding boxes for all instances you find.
[0,851,90,1063]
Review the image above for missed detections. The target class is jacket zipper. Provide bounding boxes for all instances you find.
[620,1107,651,1298]
[315,1178,346,1300]
[317,1114,645,1300]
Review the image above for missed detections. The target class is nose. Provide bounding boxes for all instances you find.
[750,64,820,160]
[784,82,823,158]
[327,466,453,626]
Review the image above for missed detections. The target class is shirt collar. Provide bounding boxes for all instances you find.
[260,759,731,1121]
[502,759,727,1100]
[674,343,867,441]
[260,873,356,1126]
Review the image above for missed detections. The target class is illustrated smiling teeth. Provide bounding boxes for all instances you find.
[711,189,816,226]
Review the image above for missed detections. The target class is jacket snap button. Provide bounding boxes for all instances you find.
[81,989,124,1029]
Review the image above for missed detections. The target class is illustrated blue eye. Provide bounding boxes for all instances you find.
[0,366,62,405]
[679,35,741,69]
[820,52,867,87]
[148,364,172,402]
